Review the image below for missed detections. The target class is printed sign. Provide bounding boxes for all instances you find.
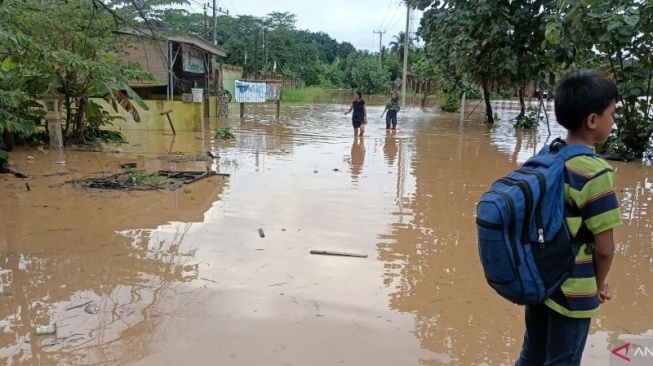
[611,334,653,365]
[182,46,204,74]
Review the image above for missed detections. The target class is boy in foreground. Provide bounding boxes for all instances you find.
[516,69,623,365]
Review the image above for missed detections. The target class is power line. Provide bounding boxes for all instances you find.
[188,0,206,11]
[383,3,405,33]
[225,0,238,16]
[377,0,394,30]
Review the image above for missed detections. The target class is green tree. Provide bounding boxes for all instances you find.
[0,28,48,167]
[545,0,653,157]
[2,0,157,143]
[417,1,511,122]
[416,0,555,123]
[263,11,297,30]
[158,9,206,37]
[388,31,415,62]
[345,52,391,94]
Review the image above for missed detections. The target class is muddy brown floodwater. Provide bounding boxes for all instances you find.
[1,98,652,366]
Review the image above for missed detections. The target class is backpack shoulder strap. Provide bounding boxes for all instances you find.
[539,138,595,161]
[557,144,595,161]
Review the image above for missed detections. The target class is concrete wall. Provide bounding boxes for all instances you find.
[222,65,243,104]
[92,98,205,132]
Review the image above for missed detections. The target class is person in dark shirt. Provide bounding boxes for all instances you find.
[344,90,368,136]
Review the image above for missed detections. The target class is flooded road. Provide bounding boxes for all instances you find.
[1,98,652,365]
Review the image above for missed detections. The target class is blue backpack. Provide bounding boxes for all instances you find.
[475,138,595,306]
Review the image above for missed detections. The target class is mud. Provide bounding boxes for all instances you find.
[1,98,652,365]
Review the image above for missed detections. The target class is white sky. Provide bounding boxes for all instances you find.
[186,0,423,51]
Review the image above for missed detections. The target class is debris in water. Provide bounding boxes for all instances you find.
[158,153,212,164]
[114,149,123,154]
[36,324,56,335]
[258,228,265,238]
[310,250,368,258]
[73,170,216,191]
[27,156,35,161]
[333,168,340,172]
[65,300,93,311]
[56,161,66,165]
[200,277,220,284]
[120,162,137,169]
[84,302,99,315]
[25,183,30,191]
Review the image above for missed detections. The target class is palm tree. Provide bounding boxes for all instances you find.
[388,31,414,62]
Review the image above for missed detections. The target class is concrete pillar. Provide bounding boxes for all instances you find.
[47,118,63,148]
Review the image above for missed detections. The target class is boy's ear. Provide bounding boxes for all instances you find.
[585,113,598,131]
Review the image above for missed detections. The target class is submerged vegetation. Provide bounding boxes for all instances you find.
[214,127,235,140]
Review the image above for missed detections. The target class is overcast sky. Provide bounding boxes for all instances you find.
[187,0,423,51]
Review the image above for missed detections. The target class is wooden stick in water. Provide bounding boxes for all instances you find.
[310,250,367,258]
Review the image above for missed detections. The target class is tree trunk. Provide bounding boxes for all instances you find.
[482,78,494,123]
[548,72,555,99]
[517,86,526,121]
[74,97,87,143]
[64,94,72,137]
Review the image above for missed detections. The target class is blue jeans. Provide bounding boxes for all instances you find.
[386,110,397,129]
[515,304,591,366]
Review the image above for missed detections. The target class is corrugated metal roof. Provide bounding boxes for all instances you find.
[114,28,228,57]
[170,35,228,57]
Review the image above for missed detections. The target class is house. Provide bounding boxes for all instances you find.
[113,27,228,101]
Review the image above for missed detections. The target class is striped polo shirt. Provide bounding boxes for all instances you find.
[544,147,623,318]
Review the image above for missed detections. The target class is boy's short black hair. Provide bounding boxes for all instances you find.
[554,69,618,132]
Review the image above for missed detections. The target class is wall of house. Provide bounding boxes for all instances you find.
[117,38,169,86]
[91,98,205,132]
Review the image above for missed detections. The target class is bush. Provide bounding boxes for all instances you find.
[515,106,542,129]
[490,89,514,99]
[596,130,636,158]
[465,87,482,100]
[214,126,235,140]
[437,92,460,113]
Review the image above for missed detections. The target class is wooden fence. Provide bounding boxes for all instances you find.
[244,73,305,89]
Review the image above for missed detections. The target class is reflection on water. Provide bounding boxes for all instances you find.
[384,129,398,167]
[349,137,366,182]
[1,97,652,365]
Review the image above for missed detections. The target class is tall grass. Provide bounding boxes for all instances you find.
[281,87,324,103]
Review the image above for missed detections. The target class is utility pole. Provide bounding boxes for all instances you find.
[254,29,259,79]
[373,30,385,63]
[263,27,268,70]
[207,1,229,45]
[204,3,208,38]
[212,0,217,45]
[401,4,410,107]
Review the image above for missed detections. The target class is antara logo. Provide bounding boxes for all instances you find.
[611,335,653,365]
[612,342,630,361]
